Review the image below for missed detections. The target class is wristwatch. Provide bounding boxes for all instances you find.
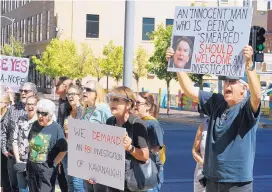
[128,145,135,154]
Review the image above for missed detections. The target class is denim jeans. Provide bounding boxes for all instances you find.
[146,168,164,192]
[63,154,85,192]
[206,180,252,192]
[17,172,28,192]
[7,156,18,191]
[67,175,84,192]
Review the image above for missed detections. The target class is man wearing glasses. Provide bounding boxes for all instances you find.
[2,82,37,191]
[166,45,261,192]
[55,76,73,192]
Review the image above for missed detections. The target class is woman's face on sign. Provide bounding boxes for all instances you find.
[174,40,191,68]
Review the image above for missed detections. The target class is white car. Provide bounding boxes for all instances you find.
[194,82,214,93]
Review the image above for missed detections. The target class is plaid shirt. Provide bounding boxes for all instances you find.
[1,101,26,154]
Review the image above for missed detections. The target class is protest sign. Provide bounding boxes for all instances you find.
[68,118,126,190]
[0,55,30,92]
[168,7,253,77]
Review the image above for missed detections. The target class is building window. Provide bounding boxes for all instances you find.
[86,14,99,38]
[36,14,39,41]
[31,16,34,42]
[23,19,26,43]
[166,19,174,27]
[142,17,155,41]
[20,20,23,42]
[46,11,50,39]
[40,13,43,41]
[27,17,30,43]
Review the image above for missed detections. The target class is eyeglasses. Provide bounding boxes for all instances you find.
[66,93,79,97]
[83,87,96,92]
[26,103,36,106]
[108,97,127,103]
[36,111,49,116]
[136,101,146,106]
[19,89,32,94]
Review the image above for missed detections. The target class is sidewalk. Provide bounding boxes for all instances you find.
[159,108,272,128]
[44,94,272,128]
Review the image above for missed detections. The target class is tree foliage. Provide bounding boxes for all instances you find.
[76,43,95,78]
[32,39,96,79]
[149,24,177,83]
[101,41,123,83]
[1,36,24,57]
[133,46,149,92]
[32,39,78,78]
[90,57,104,82]
[148,24,177,114]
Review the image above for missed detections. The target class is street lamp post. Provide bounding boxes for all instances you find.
[1,16,15,55]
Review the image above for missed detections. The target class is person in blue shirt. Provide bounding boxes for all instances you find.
[166,45,261,192]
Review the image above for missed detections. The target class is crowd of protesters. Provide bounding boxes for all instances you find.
[0,77,165,192]
[0,43,261,192]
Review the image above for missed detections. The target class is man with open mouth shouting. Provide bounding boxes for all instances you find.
[166,45,261,192]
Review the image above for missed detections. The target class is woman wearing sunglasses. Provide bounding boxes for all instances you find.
[1,92,12,191]
[12,95,38,192]
[105,86,149,192]
[82,80,112,192]
[134,92,164,192]
[27,99,67,192]
[63,85,85,192]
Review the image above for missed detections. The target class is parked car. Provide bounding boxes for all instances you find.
[194,82,214,93]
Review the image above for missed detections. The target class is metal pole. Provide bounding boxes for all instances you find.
[217,0,223,94]
[123,0,135,88]
[11,18,14,55]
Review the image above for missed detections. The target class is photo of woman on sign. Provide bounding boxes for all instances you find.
[168,36,194,70]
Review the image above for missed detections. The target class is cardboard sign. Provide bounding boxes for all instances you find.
[168,7,253,77]
[68,118,126,190]
[0,55,30,92]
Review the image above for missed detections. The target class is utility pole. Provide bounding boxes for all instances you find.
[1,16,15,55]
[123,0,135,88]
[216,0,223,94]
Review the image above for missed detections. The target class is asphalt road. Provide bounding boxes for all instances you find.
[56,120,272,192]
[160,121,272,192]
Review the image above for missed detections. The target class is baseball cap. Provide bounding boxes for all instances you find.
[219,74,248,84]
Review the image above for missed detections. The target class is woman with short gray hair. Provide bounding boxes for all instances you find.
[26,99,67,192]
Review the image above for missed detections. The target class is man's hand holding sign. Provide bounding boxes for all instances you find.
[166,5,261,192]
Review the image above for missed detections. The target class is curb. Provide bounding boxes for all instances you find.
[158,116,272,128]
[158,116,204,125]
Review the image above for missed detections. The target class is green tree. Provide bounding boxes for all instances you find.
[149,24,177,114]
[90,57,104,82]
[133,46,149,92]
[32,39,79,78]
[1,36,24,57]
[76,43,96,78]
[101,41,123,84]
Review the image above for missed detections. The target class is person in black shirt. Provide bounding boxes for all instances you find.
[27,99,67,192]
[102,86,149,192]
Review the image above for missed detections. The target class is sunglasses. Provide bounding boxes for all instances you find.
[83,87,96,92]
[66,93,79,97]
[36,111,49,116]
[109,97,127,103]
[19,89,32,94]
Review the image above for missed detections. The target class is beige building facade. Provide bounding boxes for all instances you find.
[1,0,271,93]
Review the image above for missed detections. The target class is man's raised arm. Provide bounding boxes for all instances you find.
[243,45,261,113]
[166,48,199,102]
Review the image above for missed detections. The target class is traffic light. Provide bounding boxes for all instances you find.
[248,26,266,62]
[256,26,266,51]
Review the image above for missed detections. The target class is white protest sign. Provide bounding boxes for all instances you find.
[0,55,30,92]
[168,7,253,77]
[68,118,126,191]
